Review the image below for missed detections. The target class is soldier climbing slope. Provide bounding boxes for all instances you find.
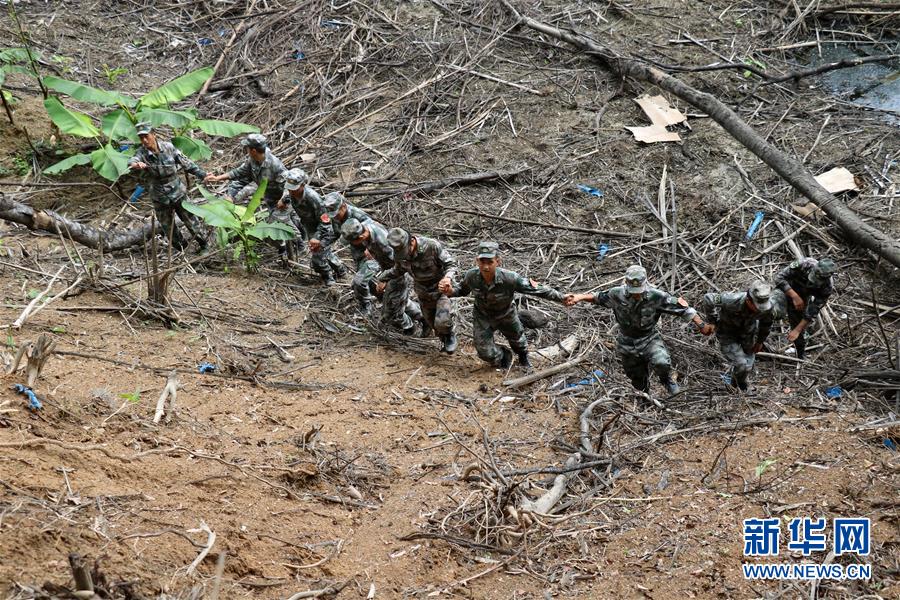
[566,265,713,395]
[446,241,571,370]
[702,281,775,392]
[772,257,836,359]
[381,228,458,353]
[128,122,209,251]
[204,133,286,207]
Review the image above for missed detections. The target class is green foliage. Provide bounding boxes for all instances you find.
[184,179,295,271]
[119,390,141,403]
[0,46,39,113]
[102,64,128,86]
[12,155,29,176]
[51,54,74,75]
[41,66,259,181]
[754,458,777,478]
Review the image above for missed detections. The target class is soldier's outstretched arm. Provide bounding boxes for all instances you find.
[513,274,566,303]
[174,147,207,180]
[660,292,713,335]
[701,292,721,327]
[225,159,251,184]
[449,271,472,298]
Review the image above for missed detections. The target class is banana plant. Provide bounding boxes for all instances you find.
[41,66,259,181]
[182,179,296,271]
[0,47,39,115]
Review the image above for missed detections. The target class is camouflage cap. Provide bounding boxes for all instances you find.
[341,218,366,242]
[280,168,309,191]
[241,133,268,150]
[135,122,153,136]
[624,265,648,294]
[387,228,411,257]
[747,280,773,312]
[322,192,346,217]
[810,258,836,284]
[477,241,499,259]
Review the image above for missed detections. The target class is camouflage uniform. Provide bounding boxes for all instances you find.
[319,193,372,267]
[344,219,421,330]
[380,233,457,344]
[453,266,565,366]
[226,147,286,207]
[128,140,207,250]
[703,288,774,390]
[592,285,696,392]
[773,258,834,358]
[286,186,345,283]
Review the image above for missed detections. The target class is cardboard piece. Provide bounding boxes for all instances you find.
[625,124,682,144]
[814,167,857,194]
[792,201,822,218]
[634,94,687,127]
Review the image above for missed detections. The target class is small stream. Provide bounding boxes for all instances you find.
[812,45,900,125]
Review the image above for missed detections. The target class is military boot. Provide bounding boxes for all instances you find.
[662,378,680,396]
[420,320,433,338]
[735,374,750,392]
[497,347,512,369]
[516,350,532,370]
[440,332,458,354]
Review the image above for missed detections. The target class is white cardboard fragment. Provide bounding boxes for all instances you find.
[625,124,682,144]
[634,94,687,127]
[792,201,821,218]
[814,167,857,194]
[300,153,316,162]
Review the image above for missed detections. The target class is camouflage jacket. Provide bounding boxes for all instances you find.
[359,220,394,271]
[317,203,372,246]
[774,258,833,320]
[452,267,565,318]
[128,141,205,204]
[286,186,326,238]
[226,148,286,203]
[702,291,773,342]
[378,235,458,289]
[593,286,697,339]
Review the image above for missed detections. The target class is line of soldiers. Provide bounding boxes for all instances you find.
[128,128,837,395]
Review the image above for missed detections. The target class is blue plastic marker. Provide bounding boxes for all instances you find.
[824,385,842,399]
[576,184,604,198]
[745,210,765,240]
[129,185,145,204]
[198,362,217,374]
[597,243,609,261]
[13,384,42,411]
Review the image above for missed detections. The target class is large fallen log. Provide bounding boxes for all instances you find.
[499,1,900,269]
[0,193,153,252]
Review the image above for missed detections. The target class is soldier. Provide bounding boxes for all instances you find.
[566,265,713,395]
[319,192,372,266]
[447,241,570,370]
[204,133,285,207]
[702,281,775,392]
[127,122,208,251]
[773,257,836,359]
[278,168,345,285]
[380,228,458,353]
[341,218,421,332]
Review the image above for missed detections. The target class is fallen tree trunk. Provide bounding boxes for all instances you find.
[0,193,153,252]
[499,1,900,269]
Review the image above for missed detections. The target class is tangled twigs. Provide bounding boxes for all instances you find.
[519,452,581,515]
[8,333,57,387]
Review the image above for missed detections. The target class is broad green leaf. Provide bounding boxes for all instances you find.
[138,66,213,108]
[43,152,92,175]
[181,200,241,229]
[0,64,34,86]
[243,178,267,223]
[246,222,297,241]
[42,75,136,107]
[89,144,130,181]
[194,119,259,137]
[44,97,100,137]
[196,184,222,203]
[101,109,138,141]
[0,47,38,63]
[136,108,196,129]
[172,135,212,160]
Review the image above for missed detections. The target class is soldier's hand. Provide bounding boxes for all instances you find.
[751,342,764,354]
[563,294,577,307]
[276,199,287,210]
[438,277,452,295]
[375,281,386,295]
[698,323,715,336]
[203,173,221,183]
[130,161,148,170]
[788,292,805,311]
[309,239,322,252]
[364,249,373,260]
[787,328,801,342]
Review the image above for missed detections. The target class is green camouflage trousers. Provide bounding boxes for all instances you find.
[353,260,419,330]
[156,200,206,250]
[718,334,756,386]
[472,309,527,365]
[415,285,454,336]
[617,332,672,392]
